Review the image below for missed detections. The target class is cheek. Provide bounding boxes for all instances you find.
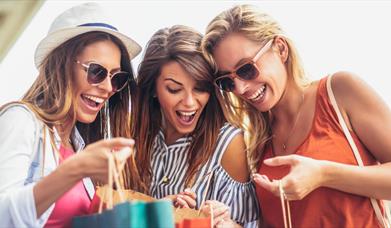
[157,93,176,114]
[73,72,89,94]
[199,94,210,108]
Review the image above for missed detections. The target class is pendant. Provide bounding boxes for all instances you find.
[282,143,287,151]
[162,176,169,184]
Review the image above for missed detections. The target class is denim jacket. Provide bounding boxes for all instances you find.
[0,103,94,227]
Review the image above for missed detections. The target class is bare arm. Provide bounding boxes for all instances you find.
[34,138,134,217]
[321,71,391,199]
[221,132,250,183]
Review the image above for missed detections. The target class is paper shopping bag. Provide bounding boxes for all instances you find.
[174,207,211,228]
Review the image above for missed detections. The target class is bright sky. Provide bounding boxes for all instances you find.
[1,1,391,107]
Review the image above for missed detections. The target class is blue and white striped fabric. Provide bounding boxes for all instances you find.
[150,123,259,225]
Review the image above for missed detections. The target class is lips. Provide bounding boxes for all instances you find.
[176,110,197,125]
[247,84,266,103]
[81,94,105,111]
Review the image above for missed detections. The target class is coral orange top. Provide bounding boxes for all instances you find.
[256,77,382,228]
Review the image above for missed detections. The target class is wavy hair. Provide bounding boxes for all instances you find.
[21,31,143,190]
[132,25,226,190]
[201,5,310,171]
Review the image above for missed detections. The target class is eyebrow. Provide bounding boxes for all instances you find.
[164,77,183,86]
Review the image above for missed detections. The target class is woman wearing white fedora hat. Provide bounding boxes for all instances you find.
[0,3,143,227]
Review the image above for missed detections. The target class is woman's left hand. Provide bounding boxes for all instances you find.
[200,200,240,227]
[253,154,326,200]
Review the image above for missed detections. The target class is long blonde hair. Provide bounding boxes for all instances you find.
[21,31,143,190]
[201,4,310,171]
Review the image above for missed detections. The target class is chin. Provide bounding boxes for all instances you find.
[77,113,98,124]
[176,125,197,135]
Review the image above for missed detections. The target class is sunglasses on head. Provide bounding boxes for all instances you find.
[76,60,131,92]
[214,38,275,92]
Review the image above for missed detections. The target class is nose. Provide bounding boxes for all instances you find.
[233,77,249,95]
[182,92,196,107]
[97,74,114,93]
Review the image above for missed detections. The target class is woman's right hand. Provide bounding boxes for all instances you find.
[164,188,197,208]
[68,137,134,184]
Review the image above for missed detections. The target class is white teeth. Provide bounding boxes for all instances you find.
[248,85,266,101]
[178,111,196,116]
[83,95,104,104]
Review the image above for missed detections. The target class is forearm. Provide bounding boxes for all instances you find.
[321,160,391,199]
[33,157,84,217]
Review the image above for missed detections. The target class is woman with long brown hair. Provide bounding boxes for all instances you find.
[0,3,142,227]
[131,24,259,227]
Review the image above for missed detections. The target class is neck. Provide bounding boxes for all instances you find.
[271,82,305,124]
[163,127,185,146]
[55,118,74,145]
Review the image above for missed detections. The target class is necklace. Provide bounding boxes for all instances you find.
[277,92,305,154]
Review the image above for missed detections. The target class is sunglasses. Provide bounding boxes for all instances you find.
[76,60,131,92]
[214,39,274,92]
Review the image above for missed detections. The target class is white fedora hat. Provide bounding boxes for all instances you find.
[34,2,141,68]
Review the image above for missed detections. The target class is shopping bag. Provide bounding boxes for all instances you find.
[73,149,176,228]
[174,207,211,228]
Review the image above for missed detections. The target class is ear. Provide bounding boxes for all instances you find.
[274,36,289,63]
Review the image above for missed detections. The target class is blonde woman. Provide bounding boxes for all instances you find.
[202,4,391,227]
[0,3,142,227]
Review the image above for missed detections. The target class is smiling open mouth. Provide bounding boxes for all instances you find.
[176,110,196,123]
[81,94,104,108]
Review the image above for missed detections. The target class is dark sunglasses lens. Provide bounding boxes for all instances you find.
[216,77,235,92]
[236,63,258,80]
[87,63,108,84]
[111,72,130,92]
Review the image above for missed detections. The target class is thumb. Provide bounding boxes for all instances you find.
[101,137,135,148]
[264,155,297,166]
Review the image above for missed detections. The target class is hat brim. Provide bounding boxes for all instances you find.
[34,26,141,68]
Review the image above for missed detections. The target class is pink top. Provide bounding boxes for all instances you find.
[45,145,91,228]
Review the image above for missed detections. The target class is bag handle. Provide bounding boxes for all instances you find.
[326,74,391,228]
[98,146,133,212]
[279,180,292,228]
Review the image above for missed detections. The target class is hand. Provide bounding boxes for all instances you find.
[201,200,232,227]
[253,154,325,200]
[68,137,134,184]
[164,188,197,208]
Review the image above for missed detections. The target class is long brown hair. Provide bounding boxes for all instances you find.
[132,25,226,190]
[21,31,143,190]
[201,5,310,171]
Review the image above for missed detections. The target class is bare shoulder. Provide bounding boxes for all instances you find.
[220,132,250,183]
[329,71,383,113]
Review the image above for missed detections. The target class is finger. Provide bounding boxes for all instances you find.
[213,211,229,226]
[176,196,189,208]
[264,155,297,166]
[183,188,197,199]
[178,194,196,208]
[100,137,135,148]
[209,204,229,217]
[253,176,280,197]
[252,173,270,182]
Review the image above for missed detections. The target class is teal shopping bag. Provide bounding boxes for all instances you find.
[147,199,175,228]
[114,201,148,228]
[97,207,116,227]
[72,213,98,228]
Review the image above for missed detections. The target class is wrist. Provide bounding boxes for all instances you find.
[59,154,85,181]
[319,159,337,188]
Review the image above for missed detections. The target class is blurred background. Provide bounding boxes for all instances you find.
[1,0,391,107]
